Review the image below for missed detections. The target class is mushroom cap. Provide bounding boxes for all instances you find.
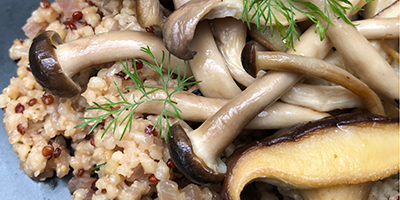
[29,31,81,98]
[223,114,399,200]
[168,123,225,185]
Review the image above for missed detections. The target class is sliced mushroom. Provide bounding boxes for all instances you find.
[187,21,242,99]
[280,83,364,112]
[29,30,190,98]
[223,114,399,200]
[210,18,255,87]
[311,0,400,106]
[244,50,385,115]
[122,89,329,129]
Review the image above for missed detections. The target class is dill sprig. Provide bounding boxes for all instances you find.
[243,0,360,50]
[75,46,199,142]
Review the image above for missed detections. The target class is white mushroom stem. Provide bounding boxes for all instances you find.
[188,21,242,99]
[356,18,399,39]
[280,83,364,112]
[256,52,385,115]
[311,0,400,106]
[56,31,192,78]
[124,90,329,129]
[210,18,255,87]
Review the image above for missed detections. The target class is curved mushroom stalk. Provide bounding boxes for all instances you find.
[300,183,373,200]
[280,83,365,112]
[187,21,242,99]
[168,24,334,185]
[29,30,190,98]
[210,18,255,87]
[310,0,400,107]
[248,51,385,115]
[223,114,399,200]
[124,89,329,129]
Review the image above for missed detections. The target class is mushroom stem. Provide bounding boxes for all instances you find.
[210,18,256,87]
[188,21,242,99]
[125,90,329,129]
[168,24,333,185]
[255,52,385,115]
[300,182,373,200]
[29,31,191,97]
[56,31,189,78]
[356,18,399,39]
[280,84,364,112]
[312,0,400,106]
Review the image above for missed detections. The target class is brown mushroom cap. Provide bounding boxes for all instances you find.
[223,114,399,200]
[168,123,224,185]
[29,31,81,97]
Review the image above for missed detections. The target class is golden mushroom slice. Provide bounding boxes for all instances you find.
[223,114,399,200]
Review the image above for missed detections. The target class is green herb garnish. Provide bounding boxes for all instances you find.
[94,162,107,171]
[243,0,360,50]
[75,46,199,142]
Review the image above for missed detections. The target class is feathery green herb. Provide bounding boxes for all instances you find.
[75,46,199,142]
[94,162,107,171]
[243,0,360,50]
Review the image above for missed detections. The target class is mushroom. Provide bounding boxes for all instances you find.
[136,0,171,29]
[123,89,330,129]
[187,20,242,99]
[311,0,400,107]
[280,83,364,112]
[29,30,190,98]
[247,24,290,52]
[167,24,334,185]
[363,0,399,18]
[355,18,399,39]
[222,114,399,200]
[162,0,365,60]
[242,49,385,115]
[210,18,256,87]
[162,0,221,60]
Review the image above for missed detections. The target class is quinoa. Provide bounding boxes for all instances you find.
[0,0,398,199]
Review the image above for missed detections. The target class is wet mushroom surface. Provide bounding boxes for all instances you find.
[0,0,399,199]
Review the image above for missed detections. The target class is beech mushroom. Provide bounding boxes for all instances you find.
[242,48,385,115]
[29,30,190,97]
[162,0,365,60]
[223,114,399,200]
[280,83,364,112]
[363,0,399,18]
[355,18,399,39]
[124,89,329,129]
[210,18,255,87]
[187,21,242,99]
[136,0,171,29]
[310,0,400,107]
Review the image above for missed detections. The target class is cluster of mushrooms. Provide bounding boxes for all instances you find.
[29,0,399,199]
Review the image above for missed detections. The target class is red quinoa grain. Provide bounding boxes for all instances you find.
[145,125,156,136]
[17,124,25,135]
[148,174,159,183]
[167,158,176,169]
[53,147,62,158]
[135,59,143,70]
[42,145,54,157]
[72,11,83,20]
[28,98,37,106]
[77,168,85,177]
[41,93,54,105]
[15,103,25,113]
[40,0,51,8]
